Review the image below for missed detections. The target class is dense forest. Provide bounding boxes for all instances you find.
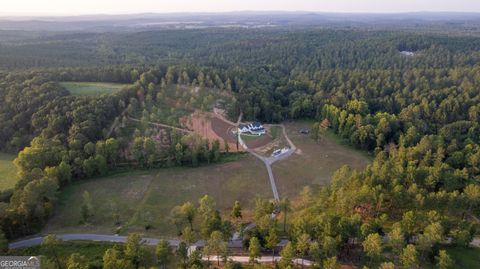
[0,21,480,268]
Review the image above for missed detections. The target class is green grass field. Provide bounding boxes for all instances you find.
[0,152,17,190]
[60,82,130,96]
[444,246,480,269]
[272,120,371,198]
[44,155,272,237]
[45,120,371,238]
[9,241,114,263]
[269,125,280,139]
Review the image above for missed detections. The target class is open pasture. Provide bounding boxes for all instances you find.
[45,119,372,238]
[272,120,371,198]
[44,155,271,237]
[60,82,129,96]
[0,152,17,190]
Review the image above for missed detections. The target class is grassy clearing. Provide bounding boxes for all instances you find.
[272,120,371,198]
[44,155,272,237]
[322,129,374,160]
[269,125,280,139]
[8,241,114,263]
[45,119,372,238]
[444,246,480,269]
[0,152,17,190]
[60,82,129,96]
[240,133,262,141]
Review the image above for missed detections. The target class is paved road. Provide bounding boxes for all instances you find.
[9,234,239,249]
[9,234,314,266]
[9,234,284,250]
[9,234,183,249]
[203,255,313,266]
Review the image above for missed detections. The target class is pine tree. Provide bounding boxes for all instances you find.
[249,237,261,264]
[156,240,171,269]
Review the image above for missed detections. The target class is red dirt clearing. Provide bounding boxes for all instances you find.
[183,111,242,152]
[211,117,237,143]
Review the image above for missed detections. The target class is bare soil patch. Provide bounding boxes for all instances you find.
[211,117,237,143]
[183,111,242,152]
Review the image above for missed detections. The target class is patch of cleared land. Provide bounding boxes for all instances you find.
[60,82,129,96]
[272,120,371,198]
[8,241,115,268]
[44,155,271,237]
[184,111,242,152]
[240,127,275,149]
[252,125,289,156]
[45,119,372,237]
[0,152,17,190]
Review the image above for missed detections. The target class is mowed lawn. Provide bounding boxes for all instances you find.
[44,155,272,237]
[60,82,129,96]
[272,120,371,198]
[0,152,17,190]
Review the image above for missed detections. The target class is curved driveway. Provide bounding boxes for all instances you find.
[238,124,297,202]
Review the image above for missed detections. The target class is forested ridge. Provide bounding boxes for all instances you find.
[0,24,479,268]
[2,28,480,70]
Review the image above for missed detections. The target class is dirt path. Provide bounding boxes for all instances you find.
[266,124,298,153]
[128,117,193,134]
[236,112,243,126]
[213,108,242,127]
[106,107,129,138]
[106,117,120,138]
[203,255,313,266]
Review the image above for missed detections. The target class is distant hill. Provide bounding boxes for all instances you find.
[1,11,480,32]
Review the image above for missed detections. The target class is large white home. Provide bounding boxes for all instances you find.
[238,122,266,135]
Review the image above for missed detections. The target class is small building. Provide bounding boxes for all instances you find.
[238,122,266,135]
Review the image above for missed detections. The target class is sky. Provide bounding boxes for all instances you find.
[1,0,480,16]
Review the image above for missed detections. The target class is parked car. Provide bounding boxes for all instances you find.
[299,128,310,134]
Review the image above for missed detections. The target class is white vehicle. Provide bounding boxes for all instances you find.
[271,147,289,157]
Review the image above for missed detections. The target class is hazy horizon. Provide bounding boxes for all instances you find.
[2,0,480,17]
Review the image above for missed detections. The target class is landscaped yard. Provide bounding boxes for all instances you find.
[60,82,130,96]
[0,152,17,190]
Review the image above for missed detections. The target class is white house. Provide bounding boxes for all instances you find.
[238,122,266,135]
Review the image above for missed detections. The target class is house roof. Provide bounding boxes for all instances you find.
[239,122,264,131]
